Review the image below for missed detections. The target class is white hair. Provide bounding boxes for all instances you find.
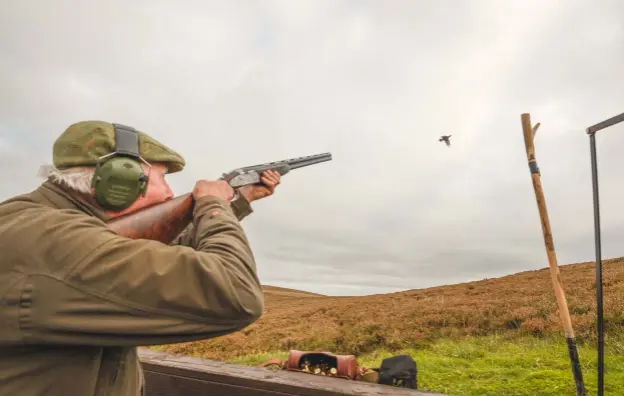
[38,164,95,194]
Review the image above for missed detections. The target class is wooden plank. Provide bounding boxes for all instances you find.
[143,371,296,396]
[139,349,447,396]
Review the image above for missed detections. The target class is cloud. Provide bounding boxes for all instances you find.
[1,0,623,295]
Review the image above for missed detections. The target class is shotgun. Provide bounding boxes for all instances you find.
[107,152,332,244]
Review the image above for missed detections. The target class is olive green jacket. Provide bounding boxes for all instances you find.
[0,181,264,396]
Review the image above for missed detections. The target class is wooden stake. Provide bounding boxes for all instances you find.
[532,122,541,137]
[520,113,586,396]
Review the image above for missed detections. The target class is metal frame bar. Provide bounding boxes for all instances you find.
[585,111,624,396]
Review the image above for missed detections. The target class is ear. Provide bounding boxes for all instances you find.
[91,174,100,189]
[138,175,149,197]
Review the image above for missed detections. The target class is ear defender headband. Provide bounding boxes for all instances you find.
[91,123,151,211]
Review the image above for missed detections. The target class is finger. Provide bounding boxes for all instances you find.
[261,174,278,186]
[254,187,271,198]
[261,178,276,188]
[266,170,280,181]
[260,171,273,183]
[257,177,275,190]
[261,182,276,194]
[267,171,281,184]
[259,181,276,194]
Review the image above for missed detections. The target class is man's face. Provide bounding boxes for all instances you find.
[104,162,174,217]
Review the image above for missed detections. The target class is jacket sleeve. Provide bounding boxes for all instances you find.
[17,196,264,347]
[170,193,253,247]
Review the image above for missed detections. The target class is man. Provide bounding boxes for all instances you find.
[0,121,281,396]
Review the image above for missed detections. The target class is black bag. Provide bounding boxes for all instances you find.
[377,354,417,389]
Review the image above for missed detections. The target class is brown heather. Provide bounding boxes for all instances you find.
[154,258,624,361]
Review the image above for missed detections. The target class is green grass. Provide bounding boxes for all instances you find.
[227,333,624,396]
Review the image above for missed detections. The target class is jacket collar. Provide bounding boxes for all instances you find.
[37,180,112,222]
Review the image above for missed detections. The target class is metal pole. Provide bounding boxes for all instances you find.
[588,132,603,395]
[520,113,586,396]
[585,111,624,396]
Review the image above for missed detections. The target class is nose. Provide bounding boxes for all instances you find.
[164,184,174,200]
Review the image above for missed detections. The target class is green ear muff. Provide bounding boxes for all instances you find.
[91,156,149,211]
[90,123,150,211]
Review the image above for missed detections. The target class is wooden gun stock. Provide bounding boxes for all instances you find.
[107,193,195,244]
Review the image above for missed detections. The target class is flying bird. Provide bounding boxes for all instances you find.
[438,135,452,147]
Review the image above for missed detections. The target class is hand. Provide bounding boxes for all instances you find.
[238,170,281,203]
[192,180,235,202]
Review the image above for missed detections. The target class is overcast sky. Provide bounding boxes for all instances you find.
[1,0,623,296]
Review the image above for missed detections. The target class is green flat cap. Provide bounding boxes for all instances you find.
[53,121,185,173]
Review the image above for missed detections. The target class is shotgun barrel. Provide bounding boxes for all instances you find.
[235,152,332,173]
[288,153,333,170]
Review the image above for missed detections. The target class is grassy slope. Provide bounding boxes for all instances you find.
[228,335,624,396]
[152,258,624,395]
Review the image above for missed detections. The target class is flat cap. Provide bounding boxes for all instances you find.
[53,121,185,173]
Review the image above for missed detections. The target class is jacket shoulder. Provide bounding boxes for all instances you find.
[0,192,111,276]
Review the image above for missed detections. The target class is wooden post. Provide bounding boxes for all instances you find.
[520,113,586,396]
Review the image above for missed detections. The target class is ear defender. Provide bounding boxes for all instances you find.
[91,123,150,211]
[92,157,149,211]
